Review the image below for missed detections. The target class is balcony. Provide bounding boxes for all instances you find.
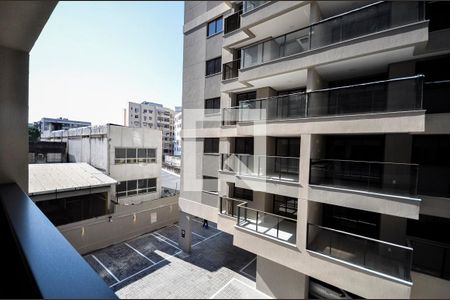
[222,75,424,125]
[243,1,268,14]
[307,223,413,283]
[221,153,299,182]
[224,11,241,34]
[241,1,425,69]
[0,183,116,298]
[408,237,450,280]
[310,159,419,198]
[423,80,450,114]
[219,196,297,244]
[222,59,241,80]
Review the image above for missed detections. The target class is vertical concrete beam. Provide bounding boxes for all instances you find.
[178,211,193,253]
[309,1,323,24]
[256,256,308,299]
[0,46,29,192]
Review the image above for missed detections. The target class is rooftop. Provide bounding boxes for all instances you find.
[29,163,116,196]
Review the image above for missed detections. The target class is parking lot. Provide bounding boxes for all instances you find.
[84,218,269,298]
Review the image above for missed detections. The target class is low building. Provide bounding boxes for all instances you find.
[29,141,67,163]
[42,124,162,205]
[128,101,174,156]
[37,117,91,135]
[29,163,116,226]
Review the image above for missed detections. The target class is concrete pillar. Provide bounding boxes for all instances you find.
[0,46,29,192]
[178,211,193,253]
[379,214,407,244]
[309,1,323,24]
[306,68,327,117]
[256,256,308,299]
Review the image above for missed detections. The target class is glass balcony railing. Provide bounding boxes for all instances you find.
[222,59,241,80]
[309,159,419,197]
[222,75,424,124]
[224,11,241,34]
[219,197,247,218]
[307,223,413,282]
[221,153,300,182]
[408,237,450,280]
[237,204,297,244]
[243,1,268,14]
[241,1,425,68]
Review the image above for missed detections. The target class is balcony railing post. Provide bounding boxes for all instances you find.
[256,211,259,232]
[277,216,280,239]
[237,205,240,225]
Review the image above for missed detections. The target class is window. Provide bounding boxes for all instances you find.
[235,137,254,154]
[143,109,147,113]
[135,115,138,119]
[205,57,222,76]
[135,108,139,113]
[204,138,219,153]
[207,16,223,37]
[205,97,220,114]
[115,147,156,164]
[231,186,253,201]
[203,176,218,193]
[116,178,157,198]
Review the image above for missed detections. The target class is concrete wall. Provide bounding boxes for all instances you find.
[59,195,179,254]
[0,46,29,191]
[256,256,307,299]
[411,271,450,299]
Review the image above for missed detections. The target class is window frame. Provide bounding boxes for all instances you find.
[207,16,223,37]
[205,57,222,76]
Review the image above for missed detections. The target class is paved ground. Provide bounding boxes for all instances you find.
[160,169,180,191]
[84,218,269,299]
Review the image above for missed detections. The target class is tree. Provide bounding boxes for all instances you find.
[28,124,40,142]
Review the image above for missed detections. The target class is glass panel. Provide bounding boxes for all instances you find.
[148,178,157,188]
[216,17,223,33]
[126,148,137,163]
[242,44,262,68]
[307,224,412,281]
[115,148,126,164]
[208,21,216,36]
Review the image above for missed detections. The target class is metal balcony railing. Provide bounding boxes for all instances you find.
[307,223,413,282]
[221,75,424,124]
[237,203,297,244]
[241,1,425,68]
[408,237,450,280]
[221,153,300,182]
[309,159,419,197]
[222,59,241,80]
[224,11,241,34]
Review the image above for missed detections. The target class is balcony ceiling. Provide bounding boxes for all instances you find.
[0,1,57,52]
[315,47,416,82]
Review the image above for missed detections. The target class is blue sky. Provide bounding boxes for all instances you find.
[30,1,184,125]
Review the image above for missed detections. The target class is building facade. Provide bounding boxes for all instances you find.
[180,1,450,299]
[128,101,175,155]
[174,108,182,156]
[37,117,91,135]
[42,124,162,205]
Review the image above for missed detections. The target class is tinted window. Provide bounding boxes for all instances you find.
[207,17,223,37]
[204,138,219,153]
[206,57,222,76]
[205,97,220,113]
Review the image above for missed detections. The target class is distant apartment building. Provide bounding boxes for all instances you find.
[37,117,91,135]
[128,101,174,155]
[42,124,162,205]
[180,1,450,299]
[174,108,182,156]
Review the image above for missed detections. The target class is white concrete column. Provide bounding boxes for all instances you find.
[178,211,193,253]
[256,256,308,299]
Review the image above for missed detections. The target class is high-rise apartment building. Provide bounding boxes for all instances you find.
[180,1,450,298]
[129,101,175,155]
[174,108,182,156]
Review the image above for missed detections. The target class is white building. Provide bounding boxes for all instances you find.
[37,117,91,135]
[128,101,174,155]
[174,109,182,156]
[42,124,162,205]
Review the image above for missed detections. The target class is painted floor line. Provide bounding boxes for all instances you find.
[91,254,120,283]
[124,242,156,264]
[209,278,234,299]
[153,231,180,248]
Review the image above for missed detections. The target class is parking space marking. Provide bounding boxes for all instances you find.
[151,232,181,251]
[192,231,222,247]
[173,224,206,239]
[124,242,156,264]
[91,254,120,283]
[239,257,257,280]
[109,249,183,288]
